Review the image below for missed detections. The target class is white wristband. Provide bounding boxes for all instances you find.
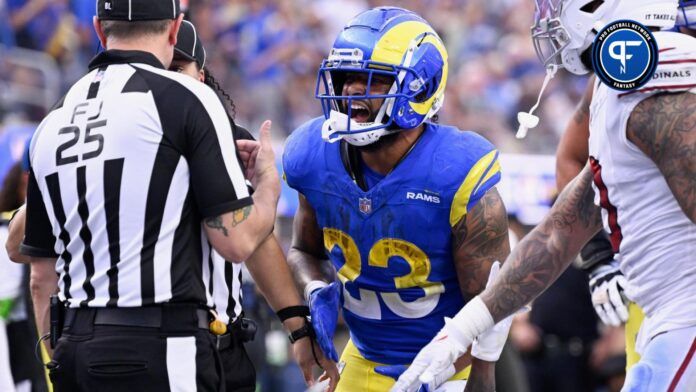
[304,280,329,302]
[446,296,495,349]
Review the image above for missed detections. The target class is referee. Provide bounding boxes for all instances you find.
[19,1,280,391]
[168,21,339,392]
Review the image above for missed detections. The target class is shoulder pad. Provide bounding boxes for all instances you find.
[622,32,696,96]
[282,117,325,191]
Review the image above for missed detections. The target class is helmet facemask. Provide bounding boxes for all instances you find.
[316,27,447,147]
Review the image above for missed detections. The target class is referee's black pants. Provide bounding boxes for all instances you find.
[48,307,224,392]
[214,322,256,392]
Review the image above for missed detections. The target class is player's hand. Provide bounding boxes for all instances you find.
[588,260,629,327]
[376,364,455,392]
[293,336,339,392]
[309,282,340,362]
[390,320,470,392]
[471,262,517,361]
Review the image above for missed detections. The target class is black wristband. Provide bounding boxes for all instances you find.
[579,231,614,271]
[276,305,310,323]
[288,321,315,344]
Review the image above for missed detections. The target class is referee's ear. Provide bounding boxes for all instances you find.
[93,16,107,49]
[168,14,185,47]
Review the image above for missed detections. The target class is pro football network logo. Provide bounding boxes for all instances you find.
[591,20,658,91]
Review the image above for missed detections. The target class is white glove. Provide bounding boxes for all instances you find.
[588,260,629,327]
[389,324,466,392]
[391,295,496,392]
[471,262,516,361]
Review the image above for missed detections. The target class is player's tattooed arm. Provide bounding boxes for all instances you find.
[627,92,696,223]
[287,195,335,292]
[452,187,510,298]
[481,166,603,322]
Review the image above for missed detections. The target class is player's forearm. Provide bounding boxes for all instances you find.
[464,358,495,392]
[29,259,58,355]
[287,247,335,299]
[245,235,306,331]
[481,167,602,322]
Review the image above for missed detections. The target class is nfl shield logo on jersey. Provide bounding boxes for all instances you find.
[359,197,372,214]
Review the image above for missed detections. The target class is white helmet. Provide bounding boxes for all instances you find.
[532,0,679,75]
[678,1,696,28]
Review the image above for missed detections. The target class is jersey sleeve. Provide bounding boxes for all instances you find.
[20,169,59,258]
[183,89,252,219]
[449,148,501,227]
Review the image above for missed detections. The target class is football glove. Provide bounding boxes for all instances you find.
[471,262,517,361]
[376,364,455,392]
[308,281,341,362]
[589,260,629,327]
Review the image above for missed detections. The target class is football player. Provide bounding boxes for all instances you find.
[281,6,514,392]
[397,0,696,391]
[555,0,696,373]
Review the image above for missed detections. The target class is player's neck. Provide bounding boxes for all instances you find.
[359,124,425,176]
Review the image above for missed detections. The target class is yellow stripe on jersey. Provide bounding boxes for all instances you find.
[449,150,500,227]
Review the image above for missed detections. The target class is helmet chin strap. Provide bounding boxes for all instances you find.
[516,64,558,139]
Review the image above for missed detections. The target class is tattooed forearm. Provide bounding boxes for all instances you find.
[481,167,602,322]
[453,188,510,297]
[231,205,252,227]
[205,216,228,236]
[627,92,696,222]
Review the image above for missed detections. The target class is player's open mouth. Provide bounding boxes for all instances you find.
[349,102,371,123]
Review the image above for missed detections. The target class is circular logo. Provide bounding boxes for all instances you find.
[591,20,659,91]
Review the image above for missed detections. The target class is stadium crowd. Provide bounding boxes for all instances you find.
[0,1,628,391]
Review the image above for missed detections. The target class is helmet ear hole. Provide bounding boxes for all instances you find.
[580,0,605,13]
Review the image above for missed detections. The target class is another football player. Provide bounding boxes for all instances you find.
[282,7,514,392]
[397,0,696,391]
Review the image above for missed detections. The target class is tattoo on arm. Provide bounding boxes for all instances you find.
[231,205,253,227]
[205,215,228,236]
[481,167,602,322]
[204,205,253,237]
[627,92,696,222]
[453,188,510,297]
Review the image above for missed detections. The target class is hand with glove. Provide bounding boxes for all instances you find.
[391,262,523,392]
[376,364,466,392]
[307,281,341,362]
[588,259,629,327]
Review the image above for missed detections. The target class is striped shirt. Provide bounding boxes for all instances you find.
[21,50,251,309]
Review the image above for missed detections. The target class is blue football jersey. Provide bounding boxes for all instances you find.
[283,117,501,364]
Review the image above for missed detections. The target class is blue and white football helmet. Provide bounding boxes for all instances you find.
[315,7,448,146]
[678,0,696,28]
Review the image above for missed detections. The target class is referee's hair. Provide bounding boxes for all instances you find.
[0,162,24,212]
[203,67,237,119]
[101,20,172,40]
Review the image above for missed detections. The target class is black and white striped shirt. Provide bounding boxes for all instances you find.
[21,50,251,309]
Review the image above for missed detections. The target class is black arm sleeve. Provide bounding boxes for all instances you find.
[579,231,614,271]
[20,169,59,258]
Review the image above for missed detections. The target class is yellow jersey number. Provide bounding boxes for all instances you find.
[323,228,445,319]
